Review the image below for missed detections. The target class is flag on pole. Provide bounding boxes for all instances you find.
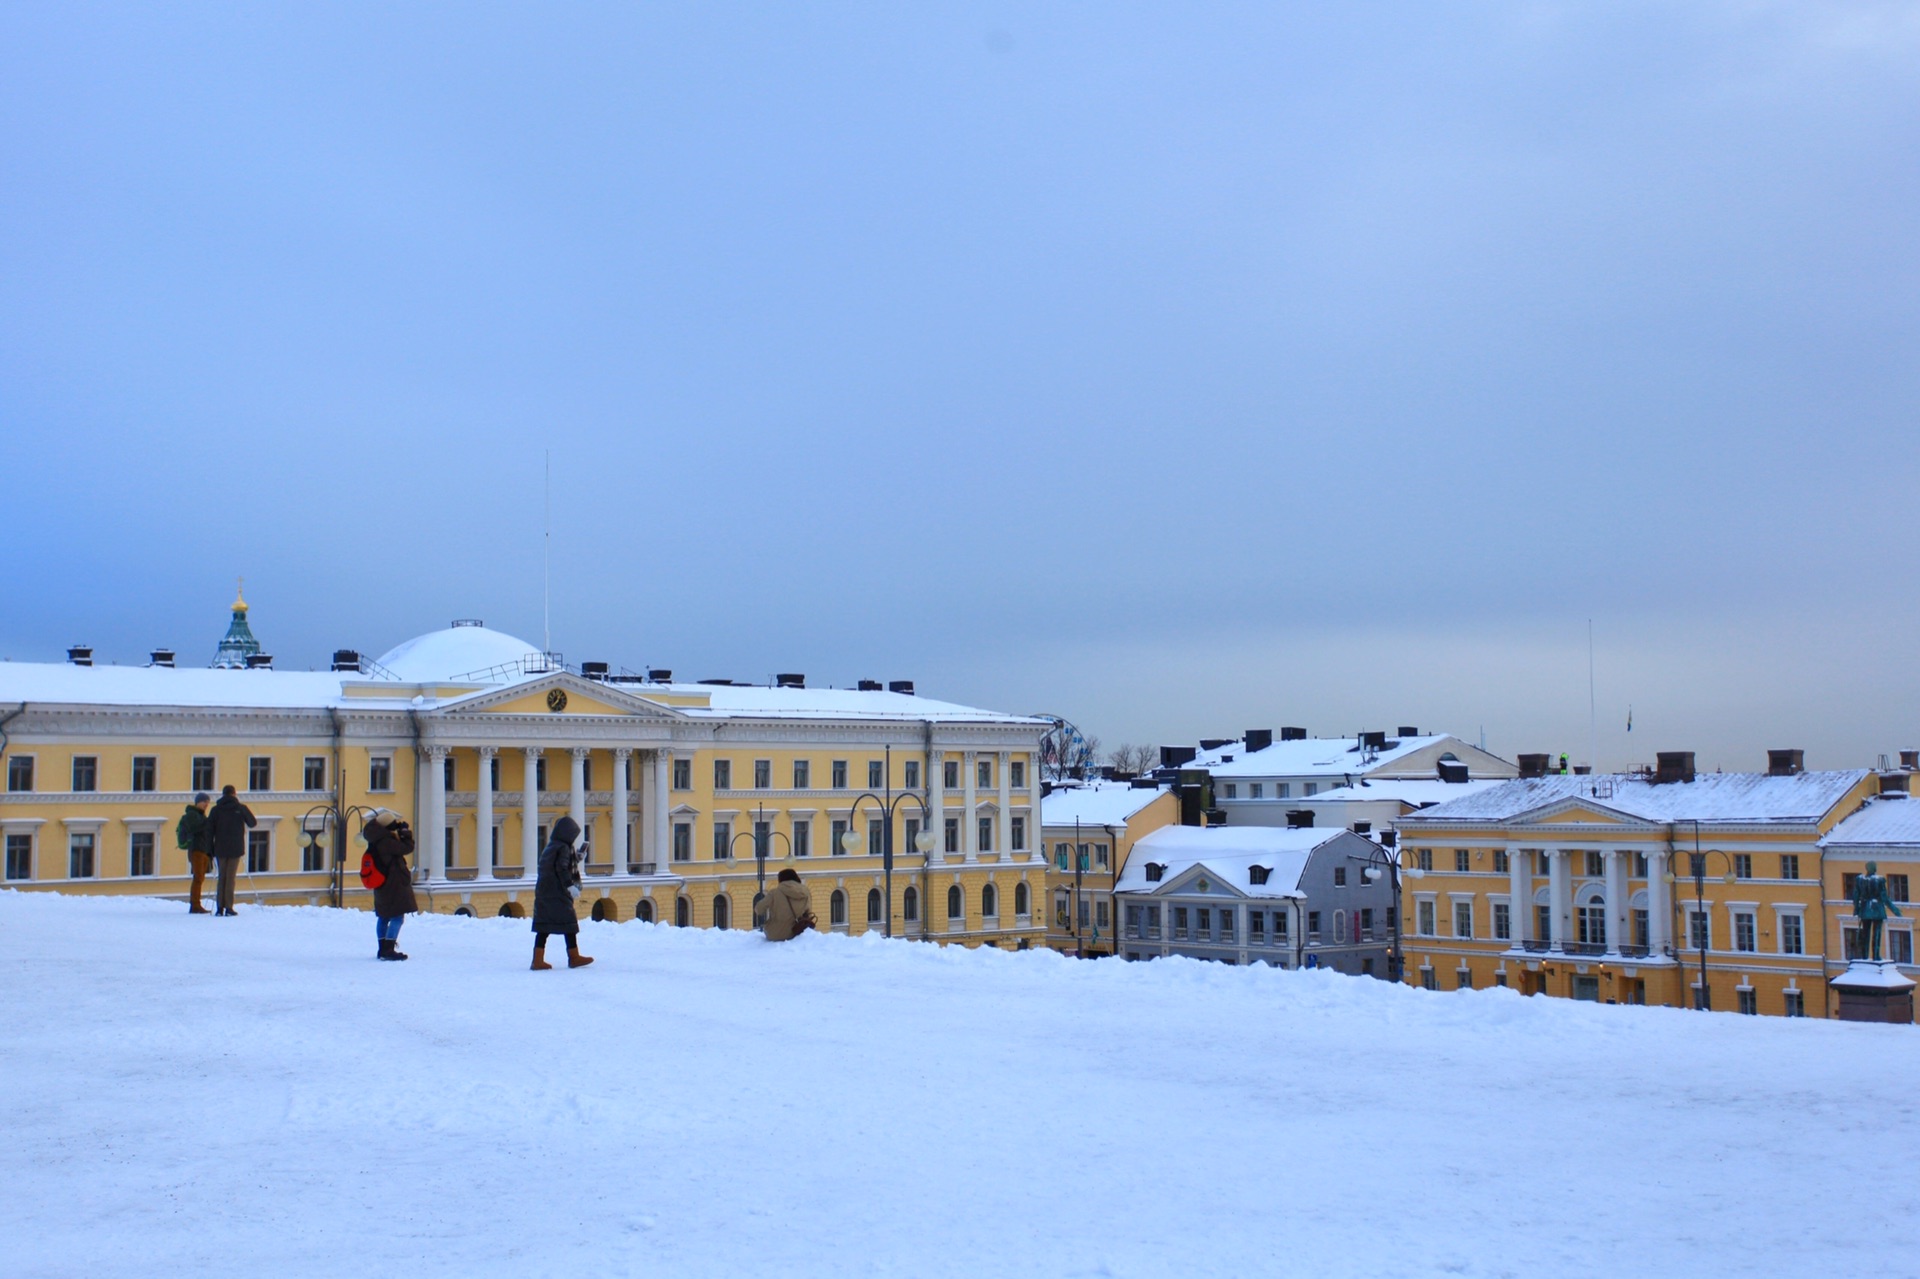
[1626,706,1633,732]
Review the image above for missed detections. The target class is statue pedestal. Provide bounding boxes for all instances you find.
[1832,961,1916,1024]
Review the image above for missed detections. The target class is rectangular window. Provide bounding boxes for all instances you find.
[713,759,731,790]
[792,759,811,789]
[868,817,885,859]
[1303,782,1317,797]
[1689,910,1710,951]
[1783,989,1805,1017]
[943,760,959,789]
[1453,901,1473,939]
[1493,902,1511,940]
[1333,866,1347,887]
[247,829,270,874]
[1127,903,1144,939]
[1075,843,1089,871]
[1273,910,1289,940]
[867,760,884,789]
[1308,909,1323,941]
[1492,850,1509,873]
[1171,906,1188,940]
[1247,782,1262,799]
[1537,851,1552,876]
[1276,783,1290,798]
[131,756,157,793]
[1537,904,1551,941]
[831,819,848,857]
[753,759,771,789]
[5,833,31,879]
[1093,840,1107,867]
[1633,852,1648,878]
[6,755,31,792]
[712,821,731,860]
[903,818,920,857]
[1891,930,1914,965]
[71,756,97,792]
[944,818,960,853]
[1054,842,1069,870]
[1249,910,1265,941]
[304,829,327,872]
[1584,851,1603,877]
[978,816,993,853]
[1733,854,1752,880]
[1080,898,1093,928]
[446,756,458,791]
[192,756,216,792]
[1890,874,1911,903]
[1416,900,1435,936]
[1634,909,1649,948]
[832,760,848,789]
[1455,849,1471,873]
[1456,969,1474,991]
[248,756,272,791]
[1737,988,1757,1016]
[1780,913,1804,955]
[904,760,921,789]
[128,830,155,877]
[672,822,691,862]
[490,757,501,791]
[1415,849,1433,872]
[68,832,95,878]
[1421,968,1437,990]
[672,758,691,790]
[1223,783,1238,799]
[1213,906,1228,939]
[1010,816,1026,851]
[1010,761,1025,789]
[977,759,993,789]
[792,820,811,858]
[304,757,326,791]
[369,756,392,792]
[1691,853,1707,879]
[535,758,549,791]
[753,820,772,857]
[1733,911,1756,953]
[1779,853,1800,881]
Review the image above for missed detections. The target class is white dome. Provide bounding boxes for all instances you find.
[377,624,544,683]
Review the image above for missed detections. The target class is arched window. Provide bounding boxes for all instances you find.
[591,898,614,922]
[1334,909,1347,942]
[496,902,524,919]
[866,887,882,923]
[636,899,654,924]
[903,886,919,921]
[713,895,731,930]
[1014,882,1029,917]
[453,906,473,918]
[947,884,963,919]
[982,883,998,918]
[675,895,690,927]
[830,889,847,926]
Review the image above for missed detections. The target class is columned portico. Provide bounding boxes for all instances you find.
[476,746,496,878]
[1604,849,1628,953]
[1647,849,1671,952]
[996,751,1011,856]
[569,748,588,860]
[1548,849,1570,949]
[522,747,542,876]
[963,750,978,862]
[652,751,671,874]
[613,747,632,873]
[425,745,448,880]
[1507,844,1530,945]
[929,749,946,856]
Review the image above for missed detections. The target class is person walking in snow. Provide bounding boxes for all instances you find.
[756,867,815,941]
[207,784,256,916]
[531,815,592,970]
[362,810,417,961]
[176,792,213,914]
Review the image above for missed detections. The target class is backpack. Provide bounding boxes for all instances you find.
[359,851,385,890]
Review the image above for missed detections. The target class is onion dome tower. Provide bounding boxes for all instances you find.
[211,580,262,669]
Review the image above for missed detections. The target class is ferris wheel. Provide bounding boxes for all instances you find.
[1036,714,1097,780]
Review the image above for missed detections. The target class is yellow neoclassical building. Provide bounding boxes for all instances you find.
[0,603,1050,948]
[1392,750,1915,1018]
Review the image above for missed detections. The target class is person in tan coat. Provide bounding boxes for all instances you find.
[757,868,815,941]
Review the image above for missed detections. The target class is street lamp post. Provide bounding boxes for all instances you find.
[1354,839,1406,982]
[840,746,936,938]
[730,802,792,925]
[1665,819,1737,1010]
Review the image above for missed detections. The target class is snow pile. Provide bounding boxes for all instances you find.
[4,892,1917,1278]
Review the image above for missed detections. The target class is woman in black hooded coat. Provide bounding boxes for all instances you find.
[531,815,593,970]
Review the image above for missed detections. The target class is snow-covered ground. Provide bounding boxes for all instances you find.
[5,892,1917,1279]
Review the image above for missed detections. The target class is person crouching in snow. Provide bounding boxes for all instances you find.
[756,867,815,941]
[532,815,592,970]
[363,810,417,961]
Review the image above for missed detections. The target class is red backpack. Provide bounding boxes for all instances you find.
[359,851,385,890]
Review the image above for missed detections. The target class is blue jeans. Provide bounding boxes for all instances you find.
[376,915,404,942]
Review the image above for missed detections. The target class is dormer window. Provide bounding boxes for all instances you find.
[1144,863,1165,883]
[1248,865,1270,886]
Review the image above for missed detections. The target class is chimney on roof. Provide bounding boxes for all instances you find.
[1199,738,1233,751]
[245,653,274,669]
[149,648,175,668]
[66,645,93,666]
[1359,731,1387,752]
[1285,809,1314,828]
[580,661,610,681]
[1398,726,1419,738]
[1244,729,1272,754]
[647,669,672,683]
[1437,759,1470,784]
[1280,726,1307,741]
[1767,749,1804,777]
[777,673,806,689]
[1900,750,1918,771]
[1878,771,1911,796]
[1654,751,1696,785]
[888,680,914,695]
[857,679,882,692]
[1160,745,1197,769]
[1517,753,1551,779]
[331,649,360,672]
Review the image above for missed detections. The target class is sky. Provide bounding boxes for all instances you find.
[2,3,1917,772]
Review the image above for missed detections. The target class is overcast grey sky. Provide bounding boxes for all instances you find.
[3,4,1916,771]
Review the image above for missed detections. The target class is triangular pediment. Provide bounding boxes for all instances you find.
[433,672,687,721]
[1154,863,1251,898]
[1508,797,1645,827]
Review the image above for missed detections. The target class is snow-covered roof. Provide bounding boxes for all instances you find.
[0,662,400,710]
[1401,771,1871,826]
[1041,782,1169,828]
[1114,825,1351,898]
[1819,794,1920,848]
[659,682,1042,725]
[1196,734,1467,779]
[377,624,545,682]
[1278,778,1508,808]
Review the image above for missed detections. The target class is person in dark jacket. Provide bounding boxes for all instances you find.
[175,793,213,914]
[362,810,418,961]
[207,785,256,916]
[531,815,592,970]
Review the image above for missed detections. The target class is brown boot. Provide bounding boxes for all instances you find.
[531,942,553,971]
[567,942,594,969]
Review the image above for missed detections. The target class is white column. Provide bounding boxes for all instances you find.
[1605,849,1628,953]
[1648,850,1670,953]
[425,746,447,881]
[996,750,1012,856]
[963,750,978,862]
[522,747,542,877]
[476,746,496,879]
[1548,849,1569,950]
[1026,751,1043,860]
[1508,845,1529,945]
[928,749,945,859]
[653,750,671,872]
[638,749,657,870]
[613,747,632,874]
[570,747,589,862]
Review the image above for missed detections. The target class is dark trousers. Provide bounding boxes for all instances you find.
[215,857,239,913]
[534,931,576,950]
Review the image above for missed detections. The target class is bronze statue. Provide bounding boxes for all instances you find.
[1851,861,1904,961]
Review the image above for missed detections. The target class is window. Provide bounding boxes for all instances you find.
[1334,910,1348,942]
[1421,968,1437,991]
[1453,901,1473,938]
[1891,874,1911,903]
[977,759,993,789]
[1733,854,1752,880]
[1456,969,1474,991]
[672,758,691,790]
[1250,783,1263,799]
[714,895,732,929]
[1015,882,1029,916]
[1737,988,1757,1015]
[1193,906,1211,940]
[305,828,327,872]
[904,886,919,921]
[304,757,326,791]
[1223,783,1238,799]
[1092,841,1107,868]
[1010,817,1026,852]
[1212,904,1226,939]
[72,756,97,792]
[713,759,731,790]
[1493,902,1511,940]
[947,884,963,919]
[753,760,771,789]
[369,756,392,792]
[445,756,458,791]
[248,756,272,791]
[982,883,998,918]
[1783,989,1805,1017]
[896,760,917,790]
[1633,853,1648,877]
[1577,904,1605,947]
[867,888,883,924]
[943,760,959,789]
[1054,842,1069,870]
[1633,909,1649,949]
[1170,906,1189,940]
[978,817,993,853]
[792,820,811,858]
[1276,783,1290,798]
[69,832,95,878]
[247,830,270,874]
[868,817,884,859]
[1273,910,1288,940]
[1249,910,1265,941]
[536,757,549,791]
[672,823,692,862]
[1688,910,1710,951]
[792,760,811,789]
[6,755,32,792]
[1536,851,1551,876]
[831,760,848,789]
[1733,911,1756,953]
[1537,905,1551,941]
[754,820,773,858]
[712,821,731,860]
[1492,850,1508,873]
[1128,904,1145,938]
[1303,782,1317,797]
[1891,930,1914,965]
[674,896,690,927]
[1307,909,1322,941]
[827,819,847,857]
[1248,865,1271,886]
[1455,849,1471,873]
[1584,851,1603,877]
[1415,900,1435,937]
[1690,853,1707,879]
[1010,761,1025,788]
[1080,897,1093,928]
[6,833,31,879]
[1333,866,1347,887]
[1779,853,1800,881]
[1415,848,1433,872]
[131,756,157,793]
[868,760,884,789]
[128,831,154,877]
[1780,913,1804,955]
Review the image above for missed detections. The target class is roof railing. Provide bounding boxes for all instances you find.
[449,652,569,683]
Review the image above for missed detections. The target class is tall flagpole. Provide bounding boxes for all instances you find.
[1587,619,1597,776]
[544,450,552,656]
